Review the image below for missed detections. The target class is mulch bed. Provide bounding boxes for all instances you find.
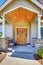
[0,52,6,62]
[34,54,43,65]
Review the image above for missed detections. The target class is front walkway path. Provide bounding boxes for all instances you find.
[0,55,41,65]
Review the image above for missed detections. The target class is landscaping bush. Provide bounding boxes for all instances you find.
[0,32,2,37]
[38,48,43,58]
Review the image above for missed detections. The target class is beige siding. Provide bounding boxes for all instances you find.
[5,24,13,38]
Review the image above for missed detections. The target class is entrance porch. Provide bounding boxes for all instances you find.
[2,7,41,44]
[0,6,43,50]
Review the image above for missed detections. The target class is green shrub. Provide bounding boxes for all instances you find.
[38,48,43,58]
[0,32,2,37]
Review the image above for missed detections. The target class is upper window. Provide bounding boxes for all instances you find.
[0,0,7,6]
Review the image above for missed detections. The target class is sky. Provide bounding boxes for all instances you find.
[0,0,7,32]
[0,0,6,32]
[0,0,7,6]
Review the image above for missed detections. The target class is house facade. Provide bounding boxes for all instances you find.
[0,0,43,45]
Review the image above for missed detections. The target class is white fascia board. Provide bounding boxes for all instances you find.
[4,5,39,15]
[31,0,43,10]
[0,0,12,11]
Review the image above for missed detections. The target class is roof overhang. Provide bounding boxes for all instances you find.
[31,0,43,10]
[0,0,12,11]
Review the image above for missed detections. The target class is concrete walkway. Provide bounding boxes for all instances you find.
[0,56,41,65]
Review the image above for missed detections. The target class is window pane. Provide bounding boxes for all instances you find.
[41,27,43,39]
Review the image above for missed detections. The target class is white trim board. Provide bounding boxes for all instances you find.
[3,5,39,15]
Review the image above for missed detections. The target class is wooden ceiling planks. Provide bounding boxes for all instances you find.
[5,7,37,23]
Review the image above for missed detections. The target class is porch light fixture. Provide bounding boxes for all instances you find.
[27,16,30,19]
[13,17,16,19]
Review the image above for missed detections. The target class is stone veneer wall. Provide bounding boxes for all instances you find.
[32,38,43,53]
[0,37,8,50]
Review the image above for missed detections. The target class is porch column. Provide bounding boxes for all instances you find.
[38,15,41,39]
[2,17,5,38]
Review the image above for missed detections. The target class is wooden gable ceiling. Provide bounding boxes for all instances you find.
[5,7,37,23]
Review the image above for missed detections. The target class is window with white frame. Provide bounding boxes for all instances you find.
[41,27,43,39]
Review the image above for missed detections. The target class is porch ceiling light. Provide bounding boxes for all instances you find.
[13,17,16,19]
[27,16,30,18]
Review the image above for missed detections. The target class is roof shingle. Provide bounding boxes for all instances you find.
[37,0,43,5]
